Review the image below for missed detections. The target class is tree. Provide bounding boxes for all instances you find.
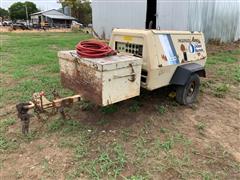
[59,0,92,25]
[0,8,9,20]
[9,1,38,20]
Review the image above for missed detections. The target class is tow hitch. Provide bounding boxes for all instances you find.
[16,90,81,134]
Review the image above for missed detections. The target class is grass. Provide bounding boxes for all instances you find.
[0,118,16,132]
[155,105,167,114]
[69,143,127,179]
[202,49,239,98]
[41,158,55,177]
[134,136,149,162]
[195,122,206,135]
[234,66,240,82]
[0,32,91,103]
[47,118,65,132]
[200,171,214,180]
[213,83,230,98]
[206,50,239,64]
[126,175,147,180]
[129,101,141,112]
[0,118,18,151]
[96,118,109,125]
[159,138,174,151]
[101,105,118,114]
[79,100,93,111]
[160,127,169,133]
[121,128,132,141]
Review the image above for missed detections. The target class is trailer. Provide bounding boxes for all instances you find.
[16,29,207,134]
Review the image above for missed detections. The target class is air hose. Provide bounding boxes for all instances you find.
[76,40,116,58]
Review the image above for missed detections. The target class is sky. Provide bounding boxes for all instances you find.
[0,0,61,10]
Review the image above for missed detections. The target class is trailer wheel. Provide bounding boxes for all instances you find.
[176,73,200,105]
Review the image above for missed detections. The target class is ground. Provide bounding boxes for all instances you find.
[0,32,239,180]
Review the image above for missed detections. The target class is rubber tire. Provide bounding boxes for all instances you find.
[176,73,200,105]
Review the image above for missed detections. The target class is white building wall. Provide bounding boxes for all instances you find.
[92,0,146,39]
[188,0,240,42]
[157,1,189,30]
[92,0,240,42]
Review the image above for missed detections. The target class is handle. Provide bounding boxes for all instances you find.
[113,73,136,79]
[113,64,136,82]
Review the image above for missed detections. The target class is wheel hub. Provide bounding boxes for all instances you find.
[187,82,195,96]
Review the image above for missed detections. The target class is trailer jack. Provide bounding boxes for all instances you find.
[16,90,81,134]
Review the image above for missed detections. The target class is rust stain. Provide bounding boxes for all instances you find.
[161,54,168,61]
[60,60,103,105]
[180,44,186,52]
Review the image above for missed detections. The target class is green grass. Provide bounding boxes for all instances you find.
[0,118,16,132]
[96,118,109,125]
[79,100,93,111]
[214,83,230,98]
[47,118,65,132]
[159,138,174,151]
[126,175,147,180]
[202,49,239,98]
[129,101,141,112]
[68,143,127,179]
[155,105,167,114]
[207,50,239,64]
[0,118,18,151]
[196,122,206,131]
[101,105,118,114]
[133,136,150,163]
[0,32,91,103]
[234,66,240,82]
[206,50,239,83]
[200,171,214,180]
[195,122,206,135]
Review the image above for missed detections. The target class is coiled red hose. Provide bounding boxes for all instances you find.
[76,40,116,58]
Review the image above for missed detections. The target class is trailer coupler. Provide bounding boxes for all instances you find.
[16,90,81,134]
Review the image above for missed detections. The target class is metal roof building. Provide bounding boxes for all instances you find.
[92,0,240,42]
[31,9,75,28]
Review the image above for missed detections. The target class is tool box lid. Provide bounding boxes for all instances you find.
[58,50,142,71]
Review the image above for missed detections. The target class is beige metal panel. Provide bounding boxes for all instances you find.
[170,34,207,63]
[147,59,206,90]
[59,52,103,105]
[58,51,142,72]
[110,29,207,90]
[155,33,207,67]
[110,29,148,69]
[112,28,202,35]
[58,51,142,106]
[110,29,207,70]
[152,30,202,35]
[102,64,142,106]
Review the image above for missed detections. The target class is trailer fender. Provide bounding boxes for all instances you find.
[170,63,206,86]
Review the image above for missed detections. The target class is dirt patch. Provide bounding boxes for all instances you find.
[207,40,240,54]
[0,135,74,179]
[182,95,240,162]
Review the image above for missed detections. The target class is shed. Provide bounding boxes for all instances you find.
[92,0,240,42]
[30,9,75,28]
